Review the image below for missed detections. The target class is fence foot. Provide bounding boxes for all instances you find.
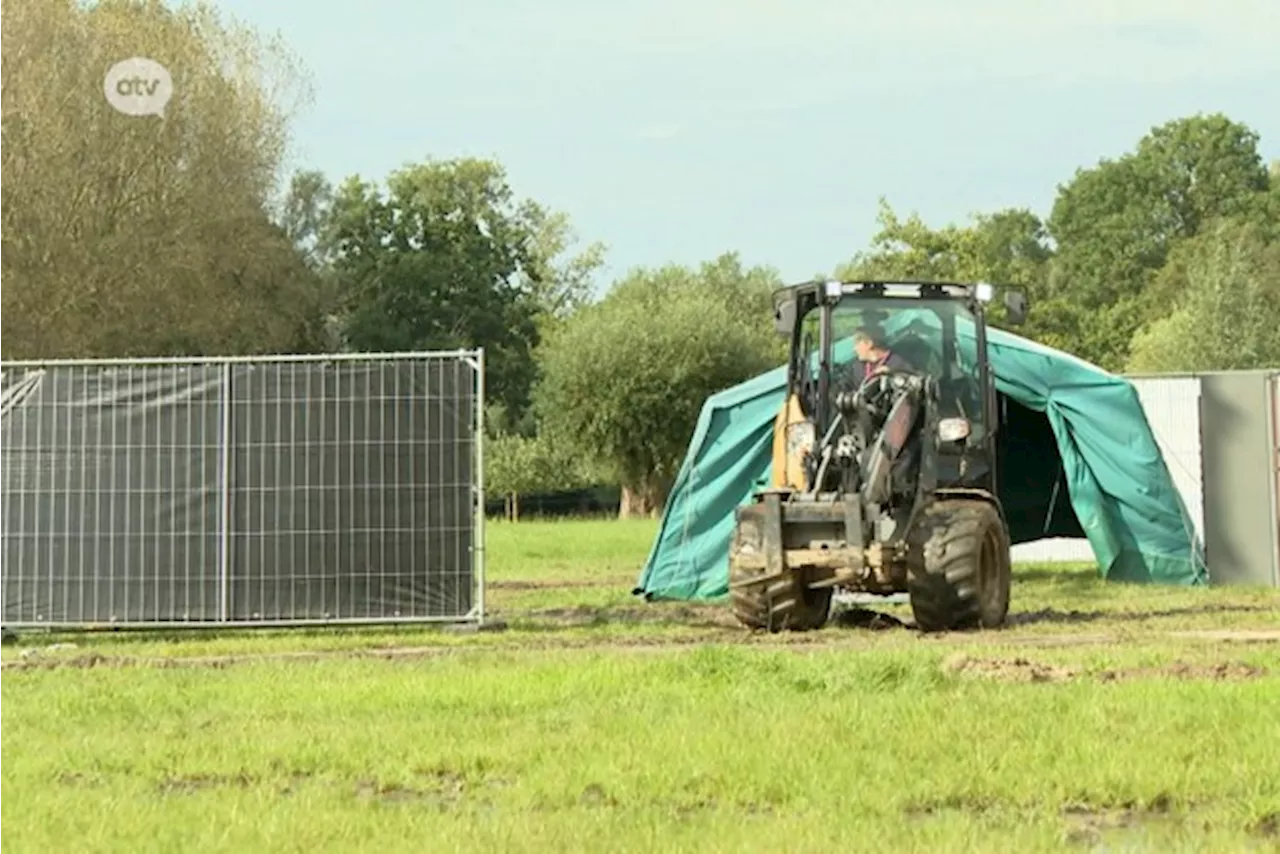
[443,618,508,635]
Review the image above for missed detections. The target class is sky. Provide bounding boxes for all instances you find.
[216,0,1279,289]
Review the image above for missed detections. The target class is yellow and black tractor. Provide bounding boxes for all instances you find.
[728,279,1029,633]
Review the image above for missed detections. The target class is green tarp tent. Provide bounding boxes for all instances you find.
[635,323,1207,601]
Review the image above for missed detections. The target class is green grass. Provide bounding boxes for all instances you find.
[4,518,1280,853]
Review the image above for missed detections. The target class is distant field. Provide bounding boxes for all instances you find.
[3,518,1279,853]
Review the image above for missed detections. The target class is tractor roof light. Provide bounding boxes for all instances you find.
[974,282,995,303]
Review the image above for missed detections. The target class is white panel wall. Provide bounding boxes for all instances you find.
[1133,377,1204,542]
[1010,376,1204,565]
[1010,537,1094,563]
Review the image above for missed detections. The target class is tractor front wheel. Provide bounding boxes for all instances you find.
[730,560,832,632]
[728,517,832,632]
[906,499,1011,632]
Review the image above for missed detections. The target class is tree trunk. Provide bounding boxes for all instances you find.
[619,477,670,519]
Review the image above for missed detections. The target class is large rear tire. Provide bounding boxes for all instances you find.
[729,527,832,632]
[906,499,1011,632]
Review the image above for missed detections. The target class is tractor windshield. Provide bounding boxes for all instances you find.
[798,295,987,432]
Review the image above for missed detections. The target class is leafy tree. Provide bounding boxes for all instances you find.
[840,200,1051,281]
[280,168,336,268]
[1043,113,1270,370]
[533,254,784,517]
[485,432,603,517]
[836,200,1053,330]
[1,0,326,358]
[271,169,347,350]
[1126,218,1280,374]
[517,206,607,325]
[320,157,580,422]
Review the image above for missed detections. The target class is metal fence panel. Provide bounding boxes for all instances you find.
[1,352,482,628]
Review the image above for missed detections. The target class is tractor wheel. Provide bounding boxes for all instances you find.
[728,520,832,632]
[730,560,832,632]
[906,499,1011,633]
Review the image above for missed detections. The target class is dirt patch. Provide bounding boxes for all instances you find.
[9,650,114,669]
[1169,629,1280,644]
[579,783,620,808]
[941,654,1080,683]
[1009,603,1278,628]
[56,771,105,787]
[943,655,1268,684]
[353,765,516,808]
[353,777,466,808]
[490,578,623,591]
[4,611,1277,674]
[1058,795,1191,845]
[277,771,315,796]
[157,772,255,795]
[831,608,909,631]
[1249,812,1280,839]
[0,637,715,672]
[1006,608,1101,627]
[516,603,733,629]
[1096,661,1267,682]
[903,795,999,818]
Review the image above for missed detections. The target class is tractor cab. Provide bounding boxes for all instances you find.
[770,280,1026,499]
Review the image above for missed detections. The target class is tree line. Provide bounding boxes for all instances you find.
[4,0,1279,516]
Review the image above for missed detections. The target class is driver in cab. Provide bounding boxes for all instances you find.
[853,325,913,380]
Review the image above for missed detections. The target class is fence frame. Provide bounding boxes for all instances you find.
[0,349,487,631]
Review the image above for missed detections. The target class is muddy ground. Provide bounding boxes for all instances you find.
[4,590,1277,674]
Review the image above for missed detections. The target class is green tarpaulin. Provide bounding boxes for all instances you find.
[635,323,1207,601]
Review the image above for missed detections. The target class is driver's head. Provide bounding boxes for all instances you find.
[853,325,888,362]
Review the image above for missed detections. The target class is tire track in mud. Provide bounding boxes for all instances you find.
[4,622,1277,674]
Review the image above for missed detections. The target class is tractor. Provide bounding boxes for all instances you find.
[728,279,1029,633]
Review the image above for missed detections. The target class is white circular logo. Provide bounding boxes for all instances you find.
[103,57,173,117]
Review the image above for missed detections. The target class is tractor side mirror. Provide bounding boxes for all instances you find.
[774,298,796,337]
[1002,289,1028,326]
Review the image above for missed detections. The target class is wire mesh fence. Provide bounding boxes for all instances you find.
[0,351,484,629]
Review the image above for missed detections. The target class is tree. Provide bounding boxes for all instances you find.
[533,254,785,517]
[320,158,568,422]
[1,0,326,358]
[485,432,604,519]
[836,200,1053,330]
[517,206,607,325]
[1043,114,1270,370]
[280,168,336,268]
[1126,218,1280,374]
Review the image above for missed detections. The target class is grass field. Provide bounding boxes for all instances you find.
[3,518,1280,853]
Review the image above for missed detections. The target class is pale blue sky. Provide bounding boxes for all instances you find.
[220,0,1279,287]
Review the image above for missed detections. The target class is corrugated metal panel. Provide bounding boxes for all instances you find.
[1010,376,1204,565]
